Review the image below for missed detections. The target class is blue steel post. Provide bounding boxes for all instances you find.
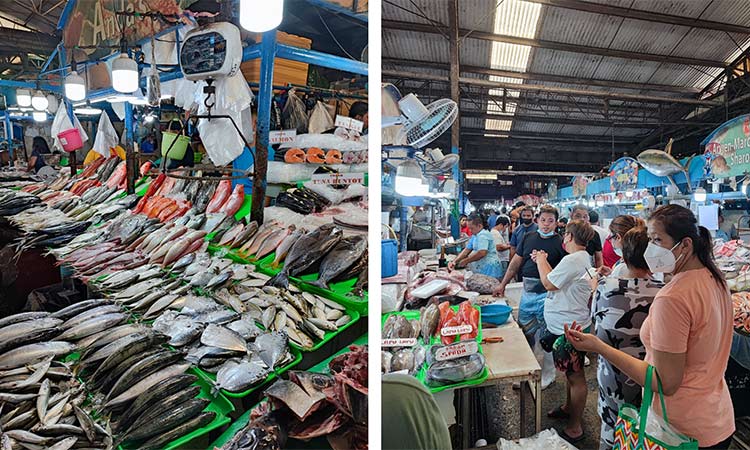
[125,103,136,194]
[4,114,12,163]
[249,31,277,225]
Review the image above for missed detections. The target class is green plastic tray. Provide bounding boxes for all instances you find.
[209,336,367,450]
[382,305,488,393]
[118,367,235,450]
[192,347,302,399]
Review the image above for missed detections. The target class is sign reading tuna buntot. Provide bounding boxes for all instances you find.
[382,338,417,348]
[269,130,297,145]
[311,172,365,185]
[435,341,479,362]
[703,114,750,178]
[440,324,473,337]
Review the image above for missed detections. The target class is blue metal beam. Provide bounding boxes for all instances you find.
[257,34,277,161]
[275,44,367,75]
[4,114,12,160]
[0,80,61,92]
[57,0,77,31]
[305,0,368,23]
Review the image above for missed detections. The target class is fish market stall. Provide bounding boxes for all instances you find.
[0,1,368,448]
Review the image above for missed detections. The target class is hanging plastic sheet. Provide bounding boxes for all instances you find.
[282,89,308,134]
[92,112,119,157]
[308,100,335,134]
[51,107,89,152]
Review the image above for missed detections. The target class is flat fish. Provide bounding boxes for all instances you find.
[201,324,247,352]
[255,332,288,370]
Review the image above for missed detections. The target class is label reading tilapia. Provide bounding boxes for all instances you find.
[440,324,473,337]
[382,338,417,348]
[435,341,479,362]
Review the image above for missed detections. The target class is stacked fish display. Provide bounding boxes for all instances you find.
[219,345,368,450]
[0,301,223,450]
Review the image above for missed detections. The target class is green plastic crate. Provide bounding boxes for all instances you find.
[381,305,488,393]
[192,347,302,399]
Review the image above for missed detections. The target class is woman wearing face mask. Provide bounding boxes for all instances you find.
[449,214,504,278]
[591,226,664,450]
[534,219,597,443]
[599,215,645,277]
[565,205,735,449]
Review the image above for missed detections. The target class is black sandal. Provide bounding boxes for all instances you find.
[559,429,585,444]
[547,405,570,419]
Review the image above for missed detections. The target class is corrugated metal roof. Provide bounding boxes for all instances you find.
[382,0,501,33]
[537,6,621,48]
[700,0,750,26]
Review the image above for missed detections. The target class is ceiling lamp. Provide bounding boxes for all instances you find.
[112,53,139,93]
[16,89,31,107]
[31,91,49,111]
[74,103,102,115]
[240,0,284,32]
[32,111,47,122]
[128,97,149,106]
[395,160,428,196]
[106,95,136,103]
[64,61,86,101]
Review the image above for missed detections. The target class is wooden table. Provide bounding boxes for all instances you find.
[455,317,542,448]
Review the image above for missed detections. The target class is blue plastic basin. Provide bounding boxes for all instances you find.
[480,303,512,325]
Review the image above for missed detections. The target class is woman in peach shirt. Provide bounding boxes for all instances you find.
[565,205,735,449]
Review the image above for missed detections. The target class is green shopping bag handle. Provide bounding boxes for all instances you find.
[637,365,670,449]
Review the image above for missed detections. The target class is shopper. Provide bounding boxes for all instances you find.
[570,205,603,268]
[535,220,595,443]
[459,214,471,237]
[382,373,452,450]
[556,217,568,236]
[565,204,735,449]
[26,136,49,174]
[600,215,645,278]
[589,210,609,244]
[716,211,731,242]
[449,214,504,278]
[488,209,499,229]
[494,205,565,389]
[509,206,537,259]
[592,226,663,450]
[491,215,511,277]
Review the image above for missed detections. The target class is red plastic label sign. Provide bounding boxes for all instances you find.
[440,324,473,337]
[435,341,478,362]
[382,338,417,348]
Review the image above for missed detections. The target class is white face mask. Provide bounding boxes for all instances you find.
[614,246,623,257]
[643,241,683,273]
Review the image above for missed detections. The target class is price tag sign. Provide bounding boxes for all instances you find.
[382,338,417,348]
[269,129,297,145]
[440,324,473,337]
[311,172,365,186]
[435,341,479,362]
[335,115,364,132]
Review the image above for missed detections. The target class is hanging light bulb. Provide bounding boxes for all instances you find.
[16,89,31,107]
[32,111,47,122]
[240,0,284,32]
[112,53,139,93]
[64,70,86,101]
[31,91,49,111]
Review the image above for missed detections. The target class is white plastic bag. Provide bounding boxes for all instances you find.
[196,73,255,166]
[92,112,118,157]
[303,180,366,205]
[51,107,89,152]
[498,429,578,450]
[282,89,308,133]
[308,101,334,134]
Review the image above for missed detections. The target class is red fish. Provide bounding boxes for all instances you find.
[206,180,232,213]
[106,161,127,189]
[219,184,244,216]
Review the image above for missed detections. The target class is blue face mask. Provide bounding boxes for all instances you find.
[538,229,556,238]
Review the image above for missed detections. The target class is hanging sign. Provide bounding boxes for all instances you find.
[334,115,364,132]
[702,114,750,178]
[63,1,200,59]
[311,172,365,186]
[572,176,589,197]
[609,157,639,191]
[434,341,479,362]
[382,338,417,348]
[547,181,558,200]
[440,324,473,337]
[269,129,297,145]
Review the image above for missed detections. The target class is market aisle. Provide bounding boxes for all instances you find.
[483,357,601,449]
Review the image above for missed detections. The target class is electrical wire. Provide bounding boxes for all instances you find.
[316,9,358,61]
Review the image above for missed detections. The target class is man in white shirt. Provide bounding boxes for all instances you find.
[490,215,511,277]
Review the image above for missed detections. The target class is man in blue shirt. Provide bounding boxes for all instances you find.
[510,206,537,259]
[488,210,499,229]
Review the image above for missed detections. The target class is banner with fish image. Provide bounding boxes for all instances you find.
[702,114,750,178]
[572,176,590,197]
[609,157,639,191]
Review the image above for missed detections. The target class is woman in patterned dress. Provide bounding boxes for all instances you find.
[592,226,663,450]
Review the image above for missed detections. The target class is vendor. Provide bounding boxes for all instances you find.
[26,136,49,174]
[449,214,504,278]
[459,214,471,237]
[716,211,731,242]
[348,101,368,134]
[494,204,566,390]
[140,133,157,154]
[491,215,511,277]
